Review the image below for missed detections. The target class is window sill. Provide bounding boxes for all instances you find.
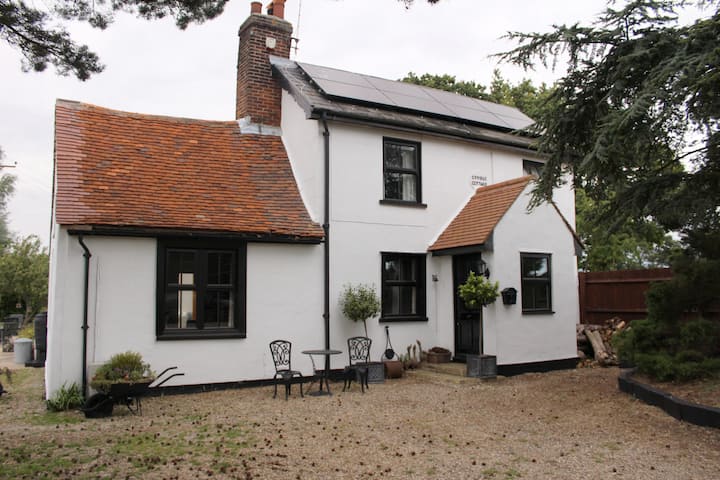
[379,316,428,323]
[379,199,427,209]
[157,331,247,341]
[521,310,555,315]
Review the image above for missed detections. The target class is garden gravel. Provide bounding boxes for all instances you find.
[1,366,719,479]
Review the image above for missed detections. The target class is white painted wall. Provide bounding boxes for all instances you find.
[46,228,324,397]
[486,185,580,365]
[278,88,580,362]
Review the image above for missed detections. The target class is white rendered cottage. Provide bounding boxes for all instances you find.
[46,0,581,397]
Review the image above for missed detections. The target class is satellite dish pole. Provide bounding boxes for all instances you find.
[291,0,302,57]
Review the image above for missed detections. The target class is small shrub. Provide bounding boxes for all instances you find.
[46,382,83,411]
[90,351,154,393]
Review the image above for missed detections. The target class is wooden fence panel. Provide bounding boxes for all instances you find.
[578,268,673,325]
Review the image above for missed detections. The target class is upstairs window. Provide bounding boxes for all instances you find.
[523,159,544,177]
[157,239,246,339]
[383,138,421,203]
[381,252,427,322]
[520,253,552,313]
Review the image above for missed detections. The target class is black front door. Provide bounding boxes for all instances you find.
[453,253,485,361]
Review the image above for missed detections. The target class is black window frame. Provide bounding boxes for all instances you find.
[381,137,424,206]
[523,159,544,177]
[520,252,553,314]
[380,252,427,322]
[156,239,247,340]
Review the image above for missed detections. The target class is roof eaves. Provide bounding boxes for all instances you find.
[65,224,324,244]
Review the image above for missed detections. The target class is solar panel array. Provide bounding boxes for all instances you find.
[296,62,534,131]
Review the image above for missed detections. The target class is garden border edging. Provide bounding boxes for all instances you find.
[618,369,720,429]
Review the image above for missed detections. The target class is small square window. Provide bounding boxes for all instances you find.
[383,138,421,203]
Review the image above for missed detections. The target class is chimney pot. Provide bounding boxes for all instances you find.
[266,0,285,20]
[250,2,262,14]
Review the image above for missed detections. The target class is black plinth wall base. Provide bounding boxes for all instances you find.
[618,370,720,429]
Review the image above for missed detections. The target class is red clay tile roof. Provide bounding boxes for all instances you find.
[54,100,323,240]
[428,176,533,252]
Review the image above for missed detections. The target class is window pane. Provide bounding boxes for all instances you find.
[168,250,195,286]
[204,290,234,328]
[208,252,233,285]
[382,286,417,315]
[164,290,197,329]
[384,172,417,201]
[522,256,548,278]
[522,282,550,310]
[385,143,417,170]
[384,256,417,281]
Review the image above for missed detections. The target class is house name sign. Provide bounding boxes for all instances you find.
[470,173,488,190]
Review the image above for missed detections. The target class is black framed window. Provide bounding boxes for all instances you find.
[520,253,552,313]
[523,159,544,177]
[157,239,246,340]
[383,138,421,203]
[381,252,427,322]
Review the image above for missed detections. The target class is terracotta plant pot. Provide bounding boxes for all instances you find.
[426,351,451,363]
[383,360,403,378]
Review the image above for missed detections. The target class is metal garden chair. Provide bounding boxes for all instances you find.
[269,340,304,400]
[343,336,372,393]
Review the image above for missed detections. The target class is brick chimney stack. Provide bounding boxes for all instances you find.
[236,0,292,127]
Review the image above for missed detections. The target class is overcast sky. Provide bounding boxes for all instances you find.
[1,0,613,244]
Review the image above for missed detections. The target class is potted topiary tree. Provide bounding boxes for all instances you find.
[339,283,380,337]
[457,271,500,378]
[339,284,386,382]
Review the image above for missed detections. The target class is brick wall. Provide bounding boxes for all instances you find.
[235,14,293,126]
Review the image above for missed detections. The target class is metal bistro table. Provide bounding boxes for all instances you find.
[301,349,342,396]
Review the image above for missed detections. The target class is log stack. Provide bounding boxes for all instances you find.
[577,317,627,367]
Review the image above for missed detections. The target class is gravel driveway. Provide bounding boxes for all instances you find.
[1,366,719,479]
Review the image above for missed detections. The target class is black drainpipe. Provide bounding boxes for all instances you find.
[78,236,92,398]
[321,114,331,372]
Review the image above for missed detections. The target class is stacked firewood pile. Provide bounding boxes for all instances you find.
[577,317,627,367]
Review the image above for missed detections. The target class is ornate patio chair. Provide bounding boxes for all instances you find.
[269,340,304,400]
[343,336,372,393]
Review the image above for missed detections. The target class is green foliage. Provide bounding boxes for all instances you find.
[90,351,154,393]
[46,382,84,412]
[498,1,720,246]
[0,235,49,324]
[614,315,720,382]
[340,284,380,336]
[613,245,720,382]
[17,323,33,339]
[576,188,681,271]
[1,1,230,80]
[457,271,499,309]
[0,160,16,249]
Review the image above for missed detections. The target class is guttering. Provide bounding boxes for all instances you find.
[321,114,331,369]
[77,236,91,398]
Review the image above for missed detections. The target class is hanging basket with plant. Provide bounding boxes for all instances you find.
[339,283,380,337]
[458,271,500,308]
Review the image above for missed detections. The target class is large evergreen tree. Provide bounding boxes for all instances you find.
[497,0,719,256]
